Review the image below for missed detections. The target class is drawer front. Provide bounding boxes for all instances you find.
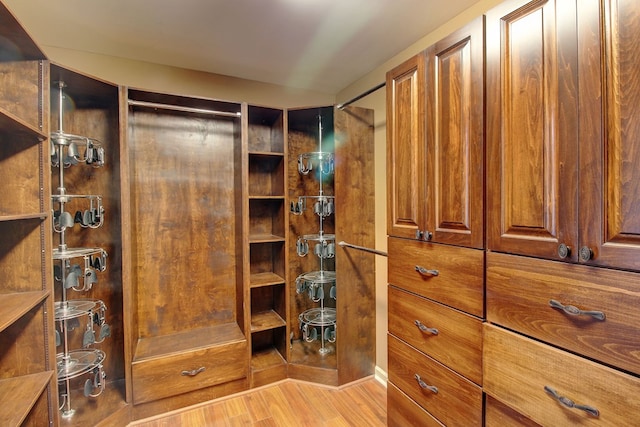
[388,334,483,427]
[388,237,484,317]
[485,395,541,427]
[132,341,247,404]
[484,324,640,427]
[487,251,640,376]
[388,382,444,427]
[388,285,482,385]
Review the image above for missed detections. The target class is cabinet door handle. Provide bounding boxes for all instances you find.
[414,374,438,394]
[549,299,606,321]
[415,265,439,276]
[415,230,433,241]
[414,320,439,335]
[181,366,206,377]
[544,386,599,417]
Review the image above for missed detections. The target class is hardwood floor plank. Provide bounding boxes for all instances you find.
[130,377,387,427]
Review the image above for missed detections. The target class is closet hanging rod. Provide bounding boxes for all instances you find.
[338,241,388,257]
[127,99,242,118]
[336,82,386,110]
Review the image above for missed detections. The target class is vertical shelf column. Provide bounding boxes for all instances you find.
[245,105,289,387]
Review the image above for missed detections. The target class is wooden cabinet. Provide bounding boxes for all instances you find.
[387,17,484,248]
[244,105,288,387]
[287,106,376,386]
[484,324,640,426]
[387,17,485,426]
[124,89,248,415]
[0,4,58,426]
[487,0,640,270]
[387,52,426,240]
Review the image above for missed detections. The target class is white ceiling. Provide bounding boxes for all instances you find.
[5,0,480,94]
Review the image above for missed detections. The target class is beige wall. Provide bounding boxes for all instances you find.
[36,0,504,380]
[336,0,504,378]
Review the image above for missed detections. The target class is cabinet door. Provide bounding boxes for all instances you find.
[578,0,640,271]
[426,16,484,249]
[387,52,427,239]
[486,0,579,260]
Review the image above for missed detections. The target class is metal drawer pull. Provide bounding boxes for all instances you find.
[415,265,439,276]
[549,299,606,321]
[544,386,599,417]
[181,367,206,377]
[414,374,438,394]
[414,320,439,335]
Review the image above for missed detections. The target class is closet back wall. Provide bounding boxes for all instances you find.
[127,104,243,338]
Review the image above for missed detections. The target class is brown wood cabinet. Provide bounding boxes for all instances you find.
[0,4,58,425]
[387,17,484,248]
[387,16,485,427]
[487,0,640,270]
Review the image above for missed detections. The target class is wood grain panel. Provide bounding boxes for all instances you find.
[487,251,640,376]
[128,109,240,338]
[334,105,375,385]
[427,16,484,248]
[387,237,484,317]
[387,382,444,427]
[578,0,640,270]
[388,334,483,427]
[483,324,640,426]
[386,53,426,239]
[485,395,541,427]
[388,286,482,385]
[486,0,578,259]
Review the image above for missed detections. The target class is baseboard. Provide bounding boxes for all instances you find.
[374,366,388,387]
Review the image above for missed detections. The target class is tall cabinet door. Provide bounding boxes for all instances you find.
[386,52,427,240]
[578,0,640,271]
[426,16,484,249]
[486,0,579,260]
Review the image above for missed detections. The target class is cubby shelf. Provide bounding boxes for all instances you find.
[0,291,49,333]
[0,371,54,427]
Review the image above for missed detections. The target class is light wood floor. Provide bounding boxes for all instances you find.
[129,377,387,427]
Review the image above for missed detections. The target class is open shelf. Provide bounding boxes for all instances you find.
[0,291,49,333]
[251,310,286,332]
[0,371,53,427]
[250,272,286,288]
[248,154,285,197]
[247,106,285,153]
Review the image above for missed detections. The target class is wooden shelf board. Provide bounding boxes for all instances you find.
[248,195,285,200]
[0,212,47,222]
[251,346,286,371]
[0,291,49,333]
[250,272,285,288]
[0,371,52,427]
[134,323,246,362]
[251,310,286,332]
[249,233,285,243]
[0,108,47,141]
[248,151,284,157]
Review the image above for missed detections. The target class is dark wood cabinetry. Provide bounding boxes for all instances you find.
[483,0,640,425]
[387,17,485,427]
[0,4,57,425]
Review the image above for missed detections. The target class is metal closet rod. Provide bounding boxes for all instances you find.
[338,241,388,257]
[127,99,242,118]
[336,82,386,110]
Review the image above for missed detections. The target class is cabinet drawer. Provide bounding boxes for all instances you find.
[132,340,247,404]
[388,382,444,427]
[485,395,541,427]
[388,334,483,427]
[484,324,640,426]
[388,285,482,385]
[388,237,484,317]
[487,252,640,376]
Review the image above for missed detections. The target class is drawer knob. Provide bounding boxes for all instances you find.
[544,386,599,417]
[415,265,439,276]
[579,246,594,262]
[557,243,571,259]
[549,299,606,321]
[414,320,439,335]
[181,366,206,377]
[415,230,433,241]
[414,374,438,394]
